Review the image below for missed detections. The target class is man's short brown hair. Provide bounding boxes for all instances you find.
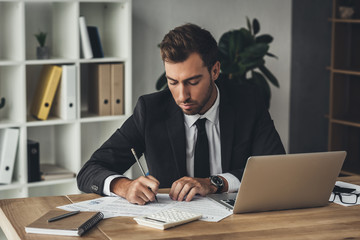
[159,23,219,72]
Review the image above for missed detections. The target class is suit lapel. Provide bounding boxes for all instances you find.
[218,83,235,172]
[165,101,187,178]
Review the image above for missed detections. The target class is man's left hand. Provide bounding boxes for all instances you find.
[169,177,217,202]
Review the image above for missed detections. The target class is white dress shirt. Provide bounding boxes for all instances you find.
[103,85,240,195]
[183,85,240,192]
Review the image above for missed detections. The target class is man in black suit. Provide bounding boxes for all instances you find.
[77,23,285,205]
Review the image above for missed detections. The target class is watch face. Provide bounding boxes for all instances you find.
[211,176,223,187]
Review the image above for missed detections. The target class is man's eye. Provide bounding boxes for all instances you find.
[168,80,177,85]
[188,81,199,86]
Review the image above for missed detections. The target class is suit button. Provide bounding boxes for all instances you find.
[91,185,99,191]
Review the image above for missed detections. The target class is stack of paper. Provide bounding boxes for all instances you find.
[40,164,76,181]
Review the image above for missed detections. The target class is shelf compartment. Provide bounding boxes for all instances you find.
[0,66,26,124]
[332,22,360,70]
[80,62,126,118]
[79,1,131,59]
[333,0,360,19]
[27,123,81,177]
[330,73,360,122]
[25,64,66,123]
[0,2,24,61]
[25,1,78,60]
[329,123,360,175]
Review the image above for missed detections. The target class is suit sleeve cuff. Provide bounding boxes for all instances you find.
[103,174,124,196]
[218,173,241,193]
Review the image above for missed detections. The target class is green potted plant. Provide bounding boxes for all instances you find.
[155,18,279,108]
[217,17,279,108]
[34,31,49,59]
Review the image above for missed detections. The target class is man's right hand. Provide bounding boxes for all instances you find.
[110,176,160,205]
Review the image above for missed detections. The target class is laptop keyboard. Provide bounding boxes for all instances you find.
[221,199,235,207]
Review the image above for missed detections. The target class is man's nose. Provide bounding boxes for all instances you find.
[178,84,190,102]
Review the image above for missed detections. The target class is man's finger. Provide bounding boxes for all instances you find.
[137,176,159,193]
[177,182,193,201]
[170,180,185,200]
[146,175,160,185]
[185,187,198,202]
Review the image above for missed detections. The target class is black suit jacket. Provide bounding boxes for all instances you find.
[77,78,285,195]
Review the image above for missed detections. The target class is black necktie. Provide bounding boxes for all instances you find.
[194,118,210,178]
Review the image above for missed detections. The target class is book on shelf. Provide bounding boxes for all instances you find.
[87,26,104,58]
[0,128,19,184]
[30,65,62,120]
[79,16,93,59]
[88,63,111,116]
[40,163,76,181]
[25,209,104,236]
[110,63,124,115]
[27,139,41,183]
[52,65,77,120]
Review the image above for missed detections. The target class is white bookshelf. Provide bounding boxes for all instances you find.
[0,0,132,199]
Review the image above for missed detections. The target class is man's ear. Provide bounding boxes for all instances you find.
[211,61,221,80]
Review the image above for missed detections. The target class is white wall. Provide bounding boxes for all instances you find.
[132,0,292,151]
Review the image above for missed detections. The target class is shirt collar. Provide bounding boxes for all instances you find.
[184,85,220,128]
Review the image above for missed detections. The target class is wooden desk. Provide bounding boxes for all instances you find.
[1,176,360,240]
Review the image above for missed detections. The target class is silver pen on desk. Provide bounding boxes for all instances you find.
[131,148,158,202]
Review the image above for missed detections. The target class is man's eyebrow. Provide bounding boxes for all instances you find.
[166,74,203,82]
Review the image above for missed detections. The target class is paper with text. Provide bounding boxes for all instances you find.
[58,194,231,222]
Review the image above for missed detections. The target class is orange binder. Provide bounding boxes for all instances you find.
[31,65,62,120]
[88,64,111,116]
[110,63,124,115]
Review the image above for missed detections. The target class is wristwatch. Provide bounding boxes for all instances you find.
[209,175,224,193]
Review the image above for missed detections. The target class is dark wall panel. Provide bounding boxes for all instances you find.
[289,0,332,153]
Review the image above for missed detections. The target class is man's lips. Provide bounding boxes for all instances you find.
[180,103,194,110]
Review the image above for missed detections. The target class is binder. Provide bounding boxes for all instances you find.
[25,209,103,236]
[31,65,62,120]
[79,16,93,59]
[88,64,111,116]
[87,26,104,58]
[52,65,76,120]
[0,128,19,184]
[110,63,124,115]
[27,140,40,183]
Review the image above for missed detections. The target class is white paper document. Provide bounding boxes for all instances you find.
[329,181,360,206]
[58,194,231,222]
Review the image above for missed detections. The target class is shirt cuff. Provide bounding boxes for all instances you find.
[218,173,241,193]
[103,174,124,196]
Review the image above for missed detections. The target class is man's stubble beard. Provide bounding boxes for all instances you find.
[182,79,214,116]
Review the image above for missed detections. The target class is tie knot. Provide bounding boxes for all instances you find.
[195,118,206,131]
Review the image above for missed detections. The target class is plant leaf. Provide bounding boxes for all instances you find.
[240,43,269,62]
[252,18,260,35]
[246,17,252,34]
[242,59,265,72]
[155,72,168,90]
[258,65,280,87]
[255,34,273,44]
[239,28,254,48]
[266,52,278,59]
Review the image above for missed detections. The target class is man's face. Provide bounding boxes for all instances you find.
[165,53,220,115]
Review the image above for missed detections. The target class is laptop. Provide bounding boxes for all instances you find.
[208,151,346,214]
